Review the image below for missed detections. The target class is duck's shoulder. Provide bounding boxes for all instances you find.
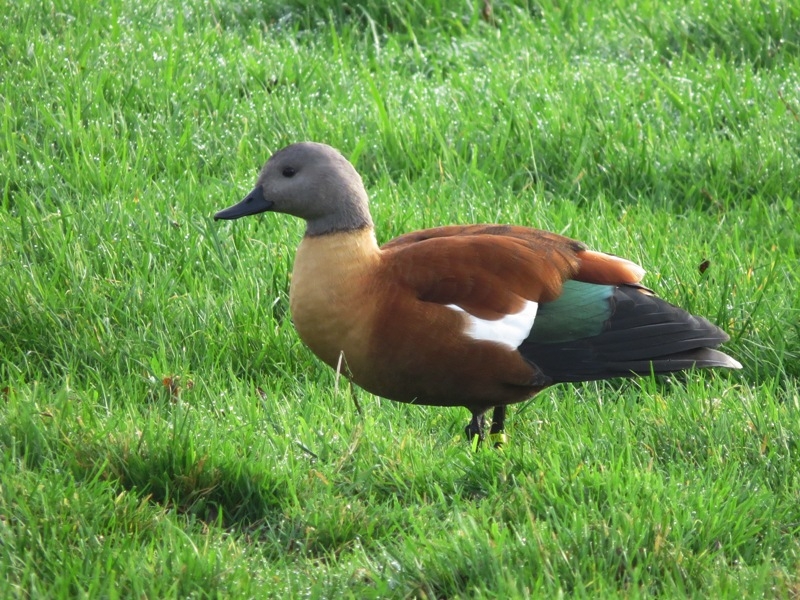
[373,225,582,313]
[374,224,646,313]
[381,224,585,253]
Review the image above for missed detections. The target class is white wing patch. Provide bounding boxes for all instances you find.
[447,301,538,350]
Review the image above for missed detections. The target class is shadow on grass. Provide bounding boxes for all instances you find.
[107,447,286,528]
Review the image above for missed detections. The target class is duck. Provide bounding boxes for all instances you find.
[215,142,741,446]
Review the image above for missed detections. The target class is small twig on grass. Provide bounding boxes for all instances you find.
[334,350,345,394]
[335,350,362,414]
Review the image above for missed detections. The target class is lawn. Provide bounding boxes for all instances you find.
[1,0,799,597]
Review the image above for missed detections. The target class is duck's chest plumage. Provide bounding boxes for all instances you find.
[289,229,383,380]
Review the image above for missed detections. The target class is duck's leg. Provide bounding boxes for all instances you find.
[489,405,507,447]
[465,412,486,449]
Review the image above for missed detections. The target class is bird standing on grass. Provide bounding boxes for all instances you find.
[215,142,741,447]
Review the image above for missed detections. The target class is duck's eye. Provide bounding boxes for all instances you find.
[282,166,297,178]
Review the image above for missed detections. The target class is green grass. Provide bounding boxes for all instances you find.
[1,0,799,596]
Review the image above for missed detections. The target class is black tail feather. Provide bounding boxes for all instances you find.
[519,285,741,383]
